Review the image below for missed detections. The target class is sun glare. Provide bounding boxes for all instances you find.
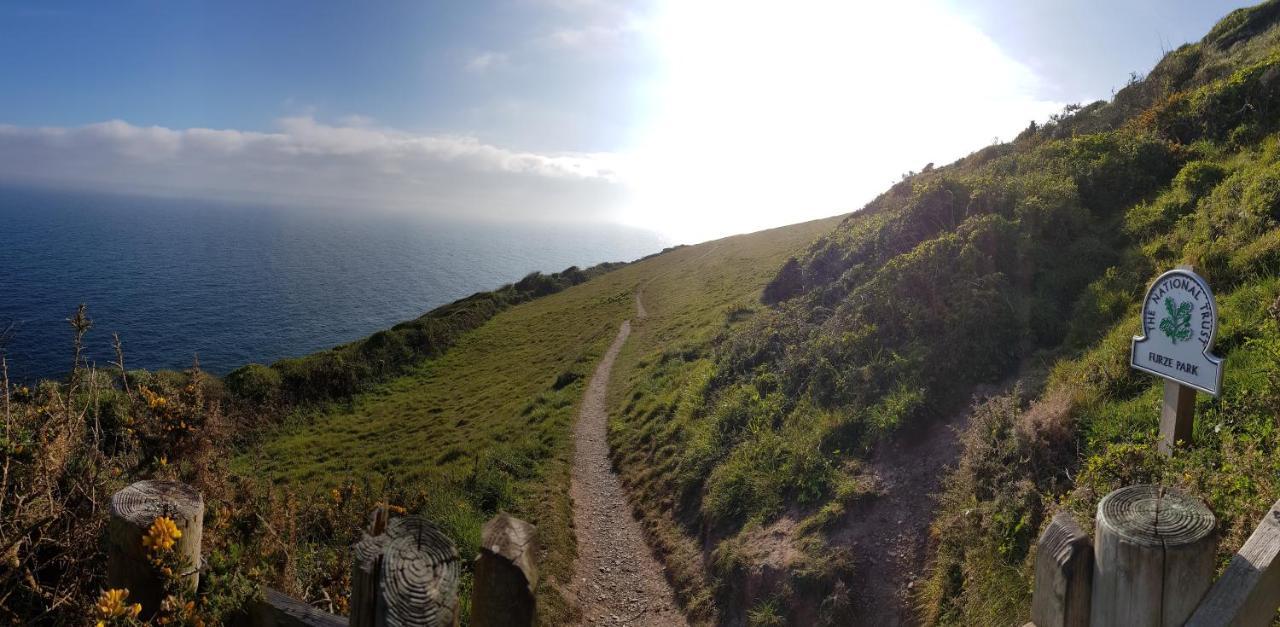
[623,0,1064,244]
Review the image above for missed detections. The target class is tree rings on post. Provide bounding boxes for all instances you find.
[1097,484,1215,547]
[1091,484,1216,627]
[377,516,462,627]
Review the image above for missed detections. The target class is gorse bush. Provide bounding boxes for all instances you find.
[0,321,259,624]
[225,363,281,404]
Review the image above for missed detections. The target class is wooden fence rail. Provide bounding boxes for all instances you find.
[1186,498,1280,627]
[105,480,537,627]
[1028,485,1280,627]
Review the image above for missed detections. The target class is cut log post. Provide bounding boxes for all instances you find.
[1186,498,1280,627]
[349,515,461,627]
[1090,484,1217,627]
[106,480,204,618]
[471,513,538,627]
[1030,511,1093,627]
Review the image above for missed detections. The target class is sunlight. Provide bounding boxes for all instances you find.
[622,0,1064,243]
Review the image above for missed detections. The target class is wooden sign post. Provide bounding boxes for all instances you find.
[1130,266,1223,456]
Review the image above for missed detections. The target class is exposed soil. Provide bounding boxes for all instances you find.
[568,296,687,626]
[831,387,1005,626]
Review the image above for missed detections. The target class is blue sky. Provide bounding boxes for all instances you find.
[0,0,656,151]
[0,0,1260,242]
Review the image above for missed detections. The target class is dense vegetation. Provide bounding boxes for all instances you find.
[608,2,1280,624]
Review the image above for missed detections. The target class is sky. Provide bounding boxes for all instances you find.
[0,0,1261,243]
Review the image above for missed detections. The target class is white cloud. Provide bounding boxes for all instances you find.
[534,0,649,49]
[544,21,644,49]
[465,51,509,72]
[0,117,626,222]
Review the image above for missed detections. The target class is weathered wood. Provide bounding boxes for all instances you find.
[350,523,391,627]
[1186,499,1280,627]
[350,515,461,627]
[377,516,461,626]
[1031,511,1092,627]
[106,480,204,617]
[1159,379,1197,456]
[1091,484,1216,627]
[471,513,538,627]
[250,587,345,627]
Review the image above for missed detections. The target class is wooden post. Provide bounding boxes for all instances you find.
[106,480,204,618]
[350,526,390,627]
[1030,512,1093,627]
[1159,379,1196,456]
[1091,484,1216,627]
[1186,498,1280,627]
[471,513,538,627]
[349,515,461,627]
[250,587,345,627]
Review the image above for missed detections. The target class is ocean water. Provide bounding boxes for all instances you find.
[0,186,667,382]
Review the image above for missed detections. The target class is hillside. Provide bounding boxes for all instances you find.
[12,2,1280,625]
[0,215,836,624]
[601,1,1280,625]
[236,216,841,623]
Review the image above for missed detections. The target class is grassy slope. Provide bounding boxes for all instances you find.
[922,7,1280,625]
[605,3,1280,625]
[608,217,845,621]
[240,216,840,623]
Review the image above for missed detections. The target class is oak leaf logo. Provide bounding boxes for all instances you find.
[1159,297,1193,344]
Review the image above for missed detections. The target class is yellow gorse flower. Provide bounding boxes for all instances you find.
[142,516,183,552]
[140,386,168,409]
[374,501,407,515]
[95,588,142,619]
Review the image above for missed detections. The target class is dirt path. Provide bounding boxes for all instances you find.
[833,416,959,625]
[568,297,686,626]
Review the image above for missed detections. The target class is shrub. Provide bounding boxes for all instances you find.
[762,257,804,304]
[226,363,283,403]
[1174,160,1227,197]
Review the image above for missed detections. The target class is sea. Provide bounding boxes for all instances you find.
[0,185,668,382]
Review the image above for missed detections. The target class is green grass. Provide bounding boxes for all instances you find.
[606,217,843,621]
[238,216,840,624]
[240,262,635,622]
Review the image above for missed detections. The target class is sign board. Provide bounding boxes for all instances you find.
[1131,268,1223,396]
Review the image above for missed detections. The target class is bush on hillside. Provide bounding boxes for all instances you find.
[226,363,283,403]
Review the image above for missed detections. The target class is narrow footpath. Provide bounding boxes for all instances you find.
[568,293,687,626]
